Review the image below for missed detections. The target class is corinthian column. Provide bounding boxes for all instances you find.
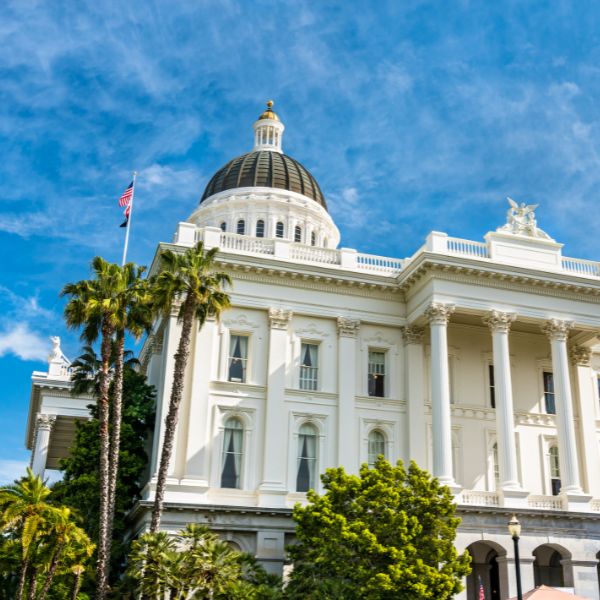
[483,311,521,491]
[541,319,583,495]
[424,302,456,487]
[259,308,293,505]
[337,317,360,474]
[31,414,56,477]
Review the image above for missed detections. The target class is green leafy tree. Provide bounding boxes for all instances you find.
[148,241,231,532]
[285,458,471,600]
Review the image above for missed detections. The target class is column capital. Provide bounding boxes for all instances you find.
[542,319,574,342]
[569,345,592,367]
[482,310,516,333]
[36,413,56,432]
[401,325,425,345]
[424,302,455,326]
[337,316,360,338]
[268,308,293,330]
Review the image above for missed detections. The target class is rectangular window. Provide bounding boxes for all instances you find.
[299,343,319,391]
[368,351,386,397]
[489,364,496,409]
[543,372,555,414]
[228,335,248,383]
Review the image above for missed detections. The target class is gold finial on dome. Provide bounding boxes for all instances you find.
[258,100,280,121]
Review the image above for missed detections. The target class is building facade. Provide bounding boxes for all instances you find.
[28,103,600,599]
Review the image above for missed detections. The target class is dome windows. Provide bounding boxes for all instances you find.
[276,221,284,238]
[220,222,227,232]
[311,231,316,246]
[256,219,265,238]
[237,219,246,235]
[294,225,302,243]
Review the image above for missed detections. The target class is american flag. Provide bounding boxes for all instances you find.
[118,181,133,207]
[478,575,485,600]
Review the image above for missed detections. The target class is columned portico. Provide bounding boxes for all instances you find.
[482,310,521,492]
[259,308,292,504]
[31,413,56,477]
[337,317,360,474]
[424,302,457,488]
[403,325,426,467]
[541,319,584,496]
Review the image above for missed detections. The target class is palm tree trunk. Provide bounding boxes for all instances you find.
[150,296,197,532]
[71,570,82,600]
[96,320,114,600]
[38,543,64,599]
[26,565,37,600]
[16,558,28,600]
[107,330,125,550]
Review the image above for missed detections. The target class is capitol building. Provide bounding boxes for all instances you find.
[27,103,600,599]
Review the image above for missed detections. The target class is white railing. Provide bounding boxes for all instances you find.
[561,256,600,277]
[290,244,340,265]
[356,253,404,274]
[219,233,275,255]
[460,490,500,507]
[446,237,490,259]
[527,495,566,510]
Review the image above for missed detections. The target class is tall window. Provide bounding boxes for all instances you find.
[492,443,500,488]
[294,225,302,243]
[236,219,245,235]
[310,231,316,246]
[296,423,317,492]
[368,350,385,397]
[228,335,248,383]
[543,372,555,414]
[489,364,496,409]
[221,418,243,488]
[549,445,561,495]
[220,222,227,232]
[299,343,318,391]
[255,219,265,237]
[368,430,386,467]
[275,221,284,238]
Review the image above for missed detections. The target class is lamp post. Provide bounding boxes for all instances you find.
[508,514,523,600]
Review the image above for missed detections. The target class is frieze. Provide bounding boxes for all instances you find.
[268,308,293,330]
[337,316,360,337]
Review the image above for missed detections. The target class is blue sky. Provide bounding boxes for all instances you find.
[1,0,599,482]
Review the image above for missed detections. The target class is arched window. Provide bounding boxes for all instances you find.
[220,222,227,232]
[549,445,561,495]
[221,417,243,488]
[368,430,386,467]
[237,219,245,235]
[255,219,265,238]
[275,221,284,238]
[294,225,302,243]
[310,231,316,246]
[296,423,317,492]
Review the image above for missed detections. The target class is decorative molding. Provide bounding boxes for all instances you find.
[363,331,395,347]
[337,316,360,337]
[482,310,516,334]
[268,308,293,330]
[569,345,592,367]
[541,319,574,342]
[36,413,57,431]
[401,325,424,345]
[295,322,330,339]
[424,302,455,326]
[223,313,261,331]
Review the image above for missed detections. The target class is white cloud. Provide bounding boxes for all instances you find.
[0,459,29,485]
[0,322,48,361]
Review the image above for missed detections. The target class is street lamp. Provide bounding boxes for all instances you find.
[508,514,523,600]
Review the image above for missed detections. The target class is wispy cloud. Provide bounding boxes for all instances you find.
[0,322,48,361]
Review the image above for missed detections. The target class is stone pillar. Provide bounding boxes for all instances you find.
[506,556,535,599]
[541,320,583,495]
[259,308,292,505]
[31,414,56,477]
[424,302,456,488]
[337,317,360,473]
[402,325,427,467]
[570,345,600,497]
[483,311,521,491]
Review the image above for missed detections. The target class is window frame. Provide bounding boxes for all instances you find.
[299,341,319,391]
[296,422,318,492]
[294,225,302,243]
[220,221,227,232]
[236,219,245,235]
[367,429,386,467]
[275,221,284,238]
[227,333,250,383]
[220,417,244,489]
[488,363,496,409]
[543,371,556,414]
[367,349,386,398]
[255,219,265,238]
[548,445,561,496]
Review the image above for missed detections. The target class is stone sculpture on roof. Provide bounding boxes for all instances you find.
[498,197,552,240]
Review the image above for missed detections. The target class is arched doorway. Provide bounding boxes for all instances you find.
[466,541,507,600]
[533,544,571,588]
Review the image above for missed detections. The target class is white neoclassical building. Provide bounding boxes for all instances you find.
[27,103,600,599]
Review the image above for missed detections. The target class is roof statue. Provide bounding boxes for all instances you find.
[498,197,552,240]
[48,336,70,365]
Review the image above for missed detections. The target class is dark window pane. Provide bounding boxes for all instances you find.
[276,222,284,238]
[543,372,555,414]
[489,364,495,409]
[237,220,245,235]
[256,220,265,237]
[220,222,227,232]
[294,226,302,243]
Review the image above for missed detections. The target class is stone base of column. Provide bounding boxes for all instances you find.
[501,488,529,509]
[562,492,592,512]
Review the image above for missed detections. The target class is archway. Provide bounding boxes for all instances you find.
[533,544,572,588]
[466,541,507,600]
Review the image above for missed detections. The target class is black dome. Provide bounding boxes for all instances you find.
[200,151,327,209]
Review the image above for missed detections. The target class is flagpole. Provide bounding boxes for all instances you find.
[122,171,137,266]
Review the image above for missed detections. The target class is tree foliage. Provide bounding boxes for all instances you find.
[285,458,471,600]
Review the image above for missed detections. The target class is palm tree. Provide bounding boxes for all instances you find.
[0,469,61,600]
[149,241,231,532]
[62,257,149,598]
